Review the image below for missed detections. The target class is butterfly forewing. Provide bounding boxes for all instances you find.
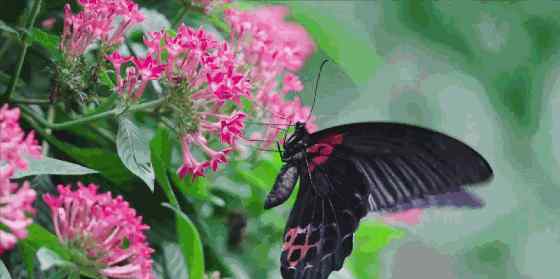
[277,122,493,279]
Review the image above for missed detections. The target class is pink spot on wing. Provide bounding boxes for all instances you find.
[306,133,344,172]
[318,133,343,145]
[382,208,423,225]
[282,225,319,267]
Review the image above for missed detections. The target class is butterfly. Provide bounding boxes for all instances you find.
[263,121,493,279]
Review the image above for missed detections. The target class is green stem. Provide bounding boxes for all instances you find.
[172,6,188,28]
[10,97,50,104]
[42,105,55,156]
[0,37,13,62]
[0,0,42,102]
[173,0,206,28]
[20,98,165,130]
[0,71,25,88]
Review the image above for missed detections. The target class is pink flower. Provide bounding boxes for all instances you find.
[207,66,249,104]
[144,31,165,58]
[108,54,165,100]
[0,105,41,172]
[0,167,36,255]
[178,135,211,180]
[41,17,56,30]
[43,183,154,279]
[60,0,144,57]
[143,24,250,179]
[0,105,40,255]
[219,112,246,145]
[132,56,165,81]
[282,73,303,93]
[106,52,131,86]
[225,6,316,146]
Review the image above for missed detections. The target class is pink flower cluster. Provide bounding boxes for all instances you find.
[105,5,316,179]
[0,171,36,255]
[160,25,250,179]
[225,6,316,145]
[0,105,41,254]
[107,24,251,179]
[61,0,144,57]
[43,183,154,279]
[106,52,165,100]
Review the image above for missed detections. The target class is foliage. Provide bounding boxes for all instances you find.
[3,1,559,279]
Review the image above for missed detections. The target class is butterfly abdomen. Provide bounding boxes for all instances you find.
[265,164,299,209]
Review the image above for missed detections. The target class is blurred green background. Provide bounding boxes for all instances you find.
[2,1,560,278]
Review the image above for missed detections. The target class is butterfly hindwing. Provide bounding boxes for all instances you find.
[281,158,368,279]
[279,122,493,278]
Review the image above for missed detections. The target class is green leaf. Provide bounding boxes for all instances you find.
[0,20,18,36]
[28,126,133,186]
[150,128,177,204]
[29,28,62,61]
[150,127,172,168]
[0,259,11,279]
[117,117,155,191]
[12,156,98,179]
[98,70,115,89]
[22,224,72,260]
[36,248,75,271]
[19,243,36,279]
[162,203,205,279]
[346,220,405,279]
[172,172,210,201]
[161,242,189,279]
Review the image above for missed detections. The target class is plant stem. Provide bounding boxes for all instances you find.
[0,0,42,102]
[0,37,13,62]
[173,0,206,28]
[0,71,25,88]
[172,6,188,28]
[20,98,165,130]
[42,105,55,156]
[10,97,50,104]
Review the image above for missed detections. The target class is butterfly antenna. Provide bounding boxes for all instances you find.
[305,59,329,124]
[245,121,296,127]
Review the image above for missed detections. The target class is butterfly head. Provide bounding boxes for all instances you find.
[281,122,309,162]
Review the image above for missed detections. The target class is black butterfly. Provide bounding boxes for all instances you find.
[263,121,493,279]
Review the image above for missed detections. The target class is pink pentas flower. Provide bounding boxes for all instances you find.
[141,24,250,179]
[0,105,40,255]
[282,73,304,93]
[178,135,210,180]
[219,112,246,145]
[106,51,131,86]
[107,52,165,100]
[60,0,144,57]
[132,56,165,81]
[41,17,56,30]
[0,167,36,255]
[43,183,154,279]
[0,105,41,171]
[224,6,316,145]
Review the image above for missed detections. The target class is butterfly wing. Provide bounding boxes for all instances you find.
[307,122,493,212]
[280,160,368,279]
[279,122,493,279]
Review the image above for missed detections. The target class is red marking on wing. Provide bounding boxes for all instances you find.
[282,225,319,268]
[318,133,343,145]
[307,133,344,172]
